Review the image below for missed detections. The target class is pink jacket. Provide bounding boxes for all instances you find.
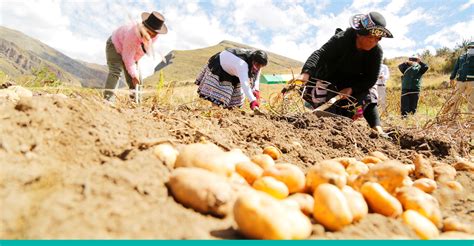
[111,24,158,79]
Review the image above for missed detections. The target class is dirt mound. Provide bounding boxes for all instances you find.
[1,95,472,239]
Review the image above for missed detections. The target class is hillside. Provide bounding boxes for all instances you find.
[0,26,107,88]
[147,40,303,86]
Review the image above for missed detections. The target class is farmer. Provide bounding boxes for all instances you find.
[376,62,390,112]
[449,41,474,113]
[195,48,268,111]
[398,55,429,117]
[104,11,168,102]
[298,12,393,136]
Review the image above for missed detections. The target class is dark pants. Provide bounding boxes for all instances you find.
[401,90,419,117]
[104,37,134,101]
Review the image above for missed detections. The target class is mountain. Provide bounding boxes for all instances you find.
[0,26,107,88]
[147,40,303,85]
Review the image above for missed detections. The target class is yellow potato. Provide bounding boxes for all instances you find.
[438,231,474,239]
[346,161,369,176]
[412,154,434,180]
[263,146,282,160]
[175,143,249,176]
[306,160,347,192]
[361,156,383,164]
[403,164,416,175]
[251,154,275,170]
[236,161,263,185]
[332,157,358,168]
[313,184,353,231]
[444,181,463,192]
[228,172,249,186]
[396,186,443,228]
[253,176,289,199]
[351,161,408,194]
[433,164,457,182]
[452,159,474,173]
[402,210,440,240]
[369,151,389,161]
[402,176,414,187]
[443,217,473,233]
[342,186,368,222]
[167,167,235,217]
[153,143,179,169]
[233,191,312,239]
[361,182,402,217]
[283,193,314,216]
[263,163,305,193]
[413,178,437,193]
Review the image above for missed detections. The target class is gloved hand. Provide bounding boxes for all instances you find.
[253,90,260,100]
[352,107,364,121]
[250,100,260,110]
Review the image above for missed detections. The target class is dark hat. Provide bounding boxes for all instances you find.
[350,12,393,38]
[141,11,168,34]
[468,41,474,48]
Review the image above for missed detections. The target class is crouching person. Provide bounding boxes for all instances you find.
[195,48,268,110]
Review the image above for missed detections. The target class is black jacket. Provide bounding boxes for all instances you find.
[302,28,383,95]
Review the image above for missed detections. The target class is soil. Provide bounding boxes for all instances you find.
[1,94,473,239]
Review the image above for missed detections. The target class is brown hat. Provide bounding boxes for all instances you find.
[141,11,168,34]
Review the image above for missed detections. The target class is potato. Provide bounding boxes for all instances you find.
[346,161,369,176]
[412,154,434,180]
[402,176,414,187]
[253,176,289,199]
[228,172,249,186]
[369,151,389,161]
[306,160,347,192]
[351,161,408,193]
[402,210,439,240]
[438,231,474,239]
[263,163,305,193]
[452,159,474,173]
[361,156,383,164]
[236,161,263,185]
[153,143,179,169]
[167,168,235,217]
[403,164,416,175]
[332,157,358,168]
[443,217,473,233]
[396,186,443,228]
[413,178,437,193]
[313,184,353,231]
[433,164,457,182]
[444,181,463,192]
[361,182,402,217]
[263,146,282,160]
[233,191,312,239]
[342,186,368,222]
[251,154,275,170]
[283,193,314,216]
[175,143,248,176]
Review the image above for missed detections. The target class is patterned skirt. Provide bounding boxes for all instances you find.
[195,65,247,108]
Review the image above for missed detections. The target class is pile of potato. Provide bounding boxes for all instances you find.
[156,143,474,240]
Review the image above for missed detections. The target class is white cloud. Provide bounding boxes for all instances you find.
[425,19,474,48]
[460,0,474,10]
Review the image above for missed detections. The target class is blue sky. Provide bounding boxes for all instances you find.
[1,0,473,68]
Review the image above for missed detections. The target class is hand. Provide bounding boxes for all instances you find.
[339,87,353,99]
[297,73,310,83]
[253,90,260,100]
[250,100,260,110]
[450,80,456,88]
[132,77,140,88]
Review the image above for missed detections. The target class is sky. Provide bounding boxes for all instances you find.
[1,0,473,68]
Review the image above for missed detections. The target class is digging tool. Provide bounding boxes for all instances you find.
[312,94,344,118]
[135,61,144,104]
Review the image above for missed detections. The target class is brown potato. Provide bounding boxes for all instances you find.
[263,163,305,193]
[313,184,353,231]
[236,161,263,185]
[306,160,347,192]
[413,178,437,193]
[438,231,474,239]
[443,217,473,233]
[444,181,463,192]
[412,154,434,180]
[342,186,368,222]
[361,182,402,217]
[253,176,289,199]
[233,191,312,239]
[153,143,179,169]
[452,159,474,173]
[433,164,457,182]
[263,146,282,160]
[402,210,440,240]
[167,167,235,217]
[351,160,408,194]
[396,186,443,228]
[251,154,275,170]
